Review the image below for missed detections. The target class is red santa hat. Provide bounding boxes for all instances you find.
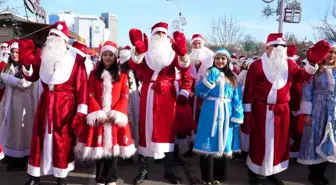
[239,56,247,62]
[101,41,118,56]
[191,34,205,46]
[10,42,18,50]
[287,45,299,61]
[49,21,70,43]
[1,43,8,48]
[306,40,331,64]
[266,33,286,46]
[151,22,168,35]
[118,45,131,65]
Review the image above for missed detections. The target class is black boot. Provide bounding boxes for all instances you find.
[24,176,40,185]
[266,174,284,185]
[248,169,262,185]
[133,171,148,185]
[57,178,67,185]
[183,143,194,158]
[318,163,329,185]
[308,165,324,185]
[164,173,182,184]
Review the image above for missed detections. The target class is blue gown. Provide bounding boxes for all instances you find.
[298,67,336,164]
[193,71,244,157]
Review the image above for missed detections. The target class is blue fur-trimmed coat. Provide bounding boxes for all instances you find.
[193,70,244,157]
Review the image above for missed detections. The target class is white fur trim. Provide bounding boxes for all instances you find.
[119,49,131,65]
[86,110,107,126]
[300,101,312,115]
[103,124,113,156]
[178,89,189,98]
[304,62,318,74]
[178,54,190,68]
[101,70,113,112]
[243,104,251,112]
[49,28,70,43]
[22,64,33,77]
[247,157,288,176]
[131,53,145,64]
[72,47,86,57]
[0,152,4,160]
[27,161,75,178]
[231,117,243,124]
[191,38,205,46]
[106,110,128,127]
[266,38,286,46]
[119,144,137,159]
[151,27,167,35]
[77,104,88,115]
[202,77,216,89]
[137,143,175,159]
[193,149,233,158]
[10,42,18,50]
[3,147,30,158]
[101,45,118,56]
[215,50,231,59]
[74,142,104,160]
[297,158,327,165]
[315,121,336,163]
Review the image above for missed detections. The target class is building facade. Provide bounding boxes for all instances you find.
[49,11,118,47]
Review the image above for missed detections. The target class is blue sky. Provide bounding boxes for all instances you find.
[10,0,334,46]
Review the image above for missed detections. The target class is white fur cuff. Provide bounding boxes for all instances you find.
[178,54,190,68]
[243,104,251,112]
[22,64,33,77]
[107,110,128,127]
[231,117,244,124]
[202,77,216,89]
[300,101,312,115]
[304,62,318,74]
[131,53,145,64]
[77,104,88,115]
[86,110,107,126]
[179,89,190,98]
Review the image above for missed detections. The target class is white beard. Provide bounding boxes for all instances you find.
[269,46,288,75]
[40,36,67,78]
[146,35,174,72]
[190,48,206,66]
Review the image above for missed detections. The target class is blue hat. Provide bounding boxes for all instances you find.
[327,40,336,48]
[214,48,231,60]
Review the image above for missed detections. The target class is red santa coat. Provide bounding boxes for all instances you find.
[75,70,136,159]
[242,53,317,176]
[22,46,88,178]
[129,52,190,159]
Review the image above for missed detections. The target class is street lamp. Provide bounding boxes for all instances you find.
[166,0,187,32]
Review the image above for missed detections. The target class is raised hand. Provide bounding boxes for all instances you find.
[129,28,148,54]
[172,31,187,56]
[18,39,35,66]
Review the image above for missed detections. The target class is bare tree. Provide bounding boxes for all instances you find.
[208,15,244,48]
[0,0,18,13]
[285,33,314,59]
[313,0,336,40]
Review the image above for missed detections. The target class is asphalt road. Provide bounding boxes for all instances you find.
[0,148,335,185]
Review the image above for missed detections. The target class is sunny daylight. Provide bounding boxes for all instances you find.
[0,0,335,185]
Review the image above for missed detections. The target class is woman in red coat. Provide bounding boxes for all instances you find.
[75,41,136,185]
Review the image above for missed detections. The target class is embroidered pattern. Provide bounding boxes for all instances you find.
[201,143,211,152]
[123,136,129,144]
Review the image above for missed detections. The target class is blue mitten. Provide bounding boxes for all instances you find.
[207,67,220,84]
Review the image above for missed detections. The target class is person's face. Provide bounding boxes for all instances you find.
[1,46,6,52]
[10,48,18,62]
[325,48,336,65]
[49,33,67,43]
[266,44,287,56]
[101,51,116,68]
[192,40,202,49]
[214,55,228,69]
[154,31,167,38]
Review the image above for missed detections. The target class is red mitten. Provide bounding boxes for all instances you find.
[177,95,188,105]
[18,39,35,66]
[241,112,254,134]
[129,28,148,54]
[172,31,187,56]
[306,40,331,64]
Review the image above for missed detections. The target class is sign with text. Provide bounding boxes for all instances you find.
[24,0,47,20]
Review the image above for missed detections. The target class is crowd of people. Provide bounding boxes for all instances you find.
[0,20,334,185]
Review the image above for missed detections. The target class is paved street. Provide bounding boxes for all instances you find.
[0,147,335,185]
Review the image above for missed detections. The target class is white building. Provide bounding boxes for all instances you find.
[49,11,118,48]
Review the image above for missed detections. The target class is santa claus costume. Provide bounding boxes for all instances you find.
[241,33,319,185]
[75,41,136,185]
[129,22,190,185]
[0,41,12,102]
[21,22,89,185]
[297,40,335,185]
[119,45,141,147]
[286,44,305,159]
[72,39,94,78]
[0,42,39,171]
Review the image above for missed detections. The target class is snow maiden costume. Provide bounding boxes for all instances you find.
[193,48,244,184]
[297,40,335,185]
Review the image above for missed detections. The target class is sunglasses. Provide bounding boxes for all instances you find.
[271,44,287,48]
